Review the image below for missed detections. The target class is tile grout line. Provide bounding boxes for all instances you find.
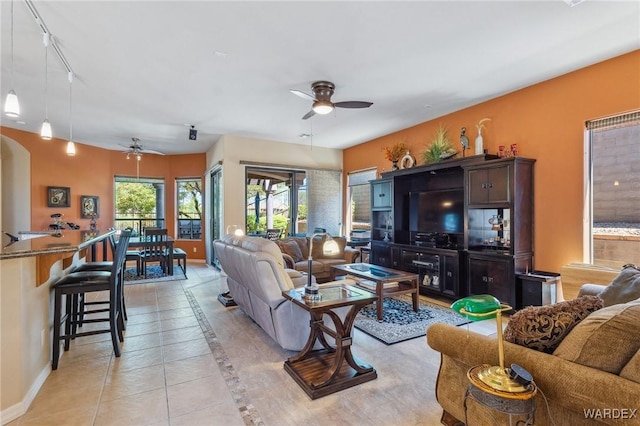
[183,288,265,426]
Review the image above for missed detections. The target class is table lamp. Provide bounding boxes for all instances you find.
[226,225,245,237]
[451,294,529,393]
[305,232,339,300]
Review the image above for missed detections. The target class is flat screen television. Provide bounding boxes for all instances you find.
[410,189,464,234]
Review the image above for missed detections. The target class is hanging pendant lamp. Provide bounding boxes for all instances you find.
[4,0,20,118]
[66,72,76,156]
[40,34,53,140]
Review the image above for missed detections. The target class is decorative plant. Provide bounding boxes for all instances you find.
[383,141,407,162]
[476,118,491,135]
[422,124,456,164]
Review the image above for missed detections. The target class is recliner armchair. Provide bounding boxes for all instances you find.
[213,234,350,351]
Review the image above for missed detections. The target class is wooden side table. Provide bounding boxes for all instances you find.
[282,283,378,399]
[464,365,537,425]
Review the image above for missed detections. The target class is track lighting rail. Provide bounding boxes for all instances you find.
[24,0,75,77]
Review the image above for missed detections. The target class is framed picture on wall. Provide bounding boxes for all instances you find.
[80,195,99,218]
[47,186,71,208]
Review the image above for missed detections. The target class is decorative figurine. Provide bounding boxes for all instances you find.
[460,127,470,157]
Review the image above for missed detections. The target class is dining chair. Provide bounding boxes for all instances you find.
[140,228,169,277]
[50,230,131,370]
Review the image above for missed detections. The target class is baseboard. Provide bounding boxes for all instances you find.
[0,363,51,425]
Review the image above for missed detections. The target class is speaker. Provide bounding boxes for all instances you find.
[189,127,197,140]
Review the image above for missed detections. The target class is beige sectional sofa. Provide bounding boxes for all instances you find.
[275,236,360,282]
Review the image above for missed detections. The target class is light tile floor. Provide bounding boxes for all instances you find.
[9,262,498,426]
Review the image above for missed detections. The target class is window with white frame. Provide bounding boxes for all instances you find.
[587,111,640,267]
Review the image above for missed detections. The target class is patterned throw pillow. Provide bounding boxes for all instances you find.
[503,295,603,353]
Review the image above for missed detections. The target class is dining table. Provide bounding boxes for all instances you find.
[127,235,175,276]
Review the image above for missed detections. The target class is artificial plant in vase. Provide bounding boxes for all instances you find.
[383,141,407,170]
[422,124,456,164]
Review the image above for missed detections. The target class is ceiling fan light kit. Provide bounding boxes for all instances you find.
[292,80,373,120]
[312,100,334,115]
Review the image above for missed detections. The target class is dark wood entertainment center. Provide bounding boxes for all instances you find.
[369,154,535,309]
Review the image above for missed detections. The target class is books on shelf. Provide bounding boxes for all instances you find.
[346,275,398,290]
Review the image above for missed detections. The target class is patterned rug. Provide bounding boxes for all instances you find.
[123,265,186,284]
[354,296,470,345]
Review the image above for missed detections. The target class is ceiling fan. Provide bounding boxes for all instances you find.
[120,138,165,160]
[290,81,373,120]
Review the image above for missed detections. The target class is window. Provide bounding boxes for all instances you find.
[245,167,306,236]
[176,178,202,240]
[587,111,640,267]
[347,168,376,240]
[114,176,165,235]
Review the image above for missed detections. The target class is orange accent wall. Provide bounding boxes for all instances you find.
[0,127,207,258]
[344,50,640,274]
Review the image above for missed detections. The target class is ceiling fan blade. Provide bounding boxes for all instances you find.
[334,101,373,109]
[290,89,316,102]
[144,149,165,156]
[302,110,316,120]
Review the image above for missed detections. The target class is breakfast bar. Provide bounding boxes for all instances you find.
[0,229,114,418]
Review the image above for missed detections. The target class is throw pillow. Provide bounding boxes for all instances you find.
[553,299,640,374]
[597,264,640,306]
[620,349,640,384]
[277,239,304,262]
[503,296,603,354]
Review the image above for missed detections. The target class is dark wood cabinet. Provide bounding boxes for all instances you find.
[367,155,534,304]
[464,157,535,308]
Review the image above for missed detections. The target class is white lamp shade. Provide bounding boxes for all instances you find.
[66,141,76,156]
[322,238,340,256]
[312,100,334,115]
[40,119,53,140]
[4,90,20,117]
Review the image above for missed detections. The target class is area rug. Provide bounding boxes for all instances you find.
[123,265,186,284]
[354,296,470,345]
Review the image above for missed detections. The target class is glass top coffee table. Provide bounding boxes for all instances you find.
[330,263,419,320]
[282,282,378,399]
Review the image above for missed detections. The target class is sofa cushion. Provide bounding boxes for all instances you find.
[620,350,640,384]
[597,264,640,306]
[277,239,304,262]
[503,296,603,353]
[553,299,640,374]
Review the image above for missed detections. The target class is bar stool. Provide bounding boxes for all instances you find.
[50,230,131,370]
[72,232,128,326]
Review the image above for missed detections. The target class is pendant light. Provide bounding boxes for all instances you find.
[40,34,53,140]
[4,0,20,118]
[66,72,76,156]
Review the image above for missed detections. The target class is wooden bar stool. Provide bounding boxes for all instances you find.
[50,230,131,370]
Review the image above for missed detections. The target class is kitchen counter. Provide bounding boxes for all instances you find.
[1,230,114,285]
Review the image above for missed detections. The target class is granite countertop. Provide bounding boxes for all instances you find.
[0,230,114,260]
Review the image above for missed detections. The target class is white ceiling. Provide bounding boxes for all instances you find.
[1,1,638,155]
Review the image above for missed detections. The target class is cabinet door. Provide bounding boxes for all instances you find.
[467,169,489,205]
[486,166,510,204]
[372,180,392,209]
[370,242,391,267]
[468,256,512,305]
[441,255,459,297]
[467,165,510,205]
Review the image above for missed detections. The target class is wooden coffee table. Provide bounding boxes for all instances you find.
[330,263,419,320]
[282,283,378,399]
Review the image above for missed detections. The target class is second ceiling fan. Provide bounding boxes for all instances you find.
[290,81,373,120]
